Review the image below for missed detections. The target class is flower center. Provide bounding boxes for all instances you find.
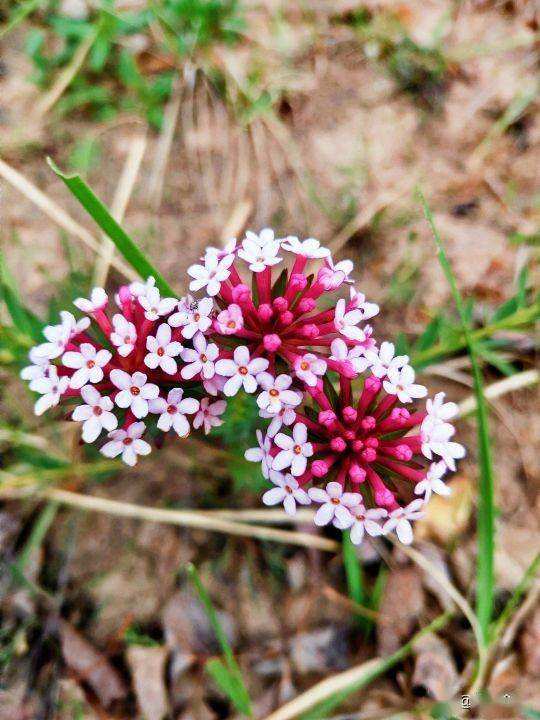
[300,361,310,371]
[52,386,58,394]
[124,335,131,344]
[93,406,103,416]
[331,497,341,505]
[194,313,200,321]
[285,485,293,494]
[269,388,279,397]
[239,366,248,375]
[227,320,236,328]
[293,444,302,454]
[167,404,177,414]
[123,437,133,445]
[86,360,95,368]
[130,386,140,396]
[157,347,165,357]
[200,354,208,363]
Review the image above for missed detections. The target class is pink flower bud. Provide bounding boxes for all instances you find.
[312,460,328,477]
[330,437,347,452]
[232,284,251,303]
[279,310,294,325]
[364,376,381,393]
[361,415,376,431]
[395,444,413,461]
[351,439,364,452]
[318,410,336,427]
[299,324,319,339]
[342,406,357,423]
[118,286,132,304]
[365,437,379,449]
[263,334,281,352]
[349,463,367,483]
[361,447,377,463]
[374,487,396,508]
[258,304,273,323]
[273,296,288,312]
[289,273,308,291]
[297,297,316,313]
[390,407,410,425]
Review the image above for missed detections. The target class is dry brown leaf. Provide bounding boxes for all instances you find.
[59,621,128,707]
[520,607,540,677]
[377,566,425,656]
[412,632,460,701]
[126,645,170,720]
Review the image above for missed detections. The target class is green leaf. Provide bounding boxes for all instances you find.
[476,344,516,377]
[322,373,340,412]
[415,315,440,351]
[206,658,252,715]
[47,158,175,296]
[342,531,369,632]
[0,250,43,342]
[418,188,495,649]
[15,502,58,575]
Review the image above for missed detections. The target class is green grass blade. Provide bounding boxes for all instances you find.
[0,0,39,39]
[342,531,368,631]
[47,158,175,297]
[187,563,252,716]
[15,501,58,574]
[1,250,43,342]
[491,552,539,642]
[418,188,495,646]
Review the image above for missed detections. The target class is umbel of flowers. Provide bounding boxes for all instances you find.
[21,278,226,465]
[246,340,465,546]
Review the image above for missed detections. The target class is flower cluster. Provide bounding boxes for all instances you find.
[21,226,464,546]
[21,279,226,465]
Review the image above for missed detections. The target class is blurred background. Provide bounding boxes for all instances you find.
[0,1,539,718]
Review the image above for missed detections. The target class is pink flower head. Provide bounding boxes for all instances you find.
[22,277,226,464]
[187,229,377,387]
[253,361,463,545]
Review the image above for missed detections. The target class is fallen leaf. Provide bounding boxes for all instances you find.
[126,645,170,720]
[412,632,460,700]
[377,566,425,656]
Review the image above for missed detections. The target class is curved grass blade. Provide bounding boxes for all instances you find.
[47,158,175,296]
[417,188,495,647]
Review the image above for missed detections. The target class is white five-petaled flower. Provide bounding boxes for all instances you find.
[383,499,425,545]
[193,397,227,435]
[426,392,459,423]
[138,286,178,322]
[308,481,362,527]
[318,258,354,290]
[62,343,112,389]
[73,287,108,313]
[294,353,327,387]
[281,236,330,258]
[110,314,137,357]
[34,312,89,360]
[188,253,235,296]
[263,470,311,516]
[329,338,370,375]
[215,304,244,335]
[366,341,409,379]
[215,346,269,397]
[383,365,427,404]
[21,348,51,382]
[169,296,214,338]
[72,385,117,442]
[348,288,379,320]
[204,238,237,260]
[148,388,199,437]
[101,422,151,466]
[110,370,159,418]
[129,276,156,299]
[237,232,282,273]
[346,504,388,545]
[421,418,466,472]
[181,332,219,380]
[144,324,183,375]
[245,429,272,479]
[273,423,313,477]
[256,373,302,415]
[244,228,280,249]
[334,298,369,342]
[415,461,451,501]
[30,365,69,416]
[260,404,297,438]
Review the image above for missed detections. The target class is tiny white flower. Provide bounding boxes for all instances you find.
[318,257,354,290]
[415,461,451,501]
[260,404,297,438]
[180,332,219,380]
[263,470,311,516]
[256,373,302,415]
[245,429,272,479]
[348,287,379,320]
[30,365,69,416]
[188,253,234,297]
[383,365,427,403]
[237,233,282,273]
[334,298,368,342]
[169,295,214,338]
[110,314,137,357]
[62,343,112,389]
[193,397,227,435]
[281,236,330,258]
[202,373,227,397]
[204,238,237,259]
[244,228,279,249]
[34,312,88,360]
[366,341,409,379]
[110,370,159,419]
[73,287,108,313]
[308,481,362,527]
[72,385,117,442]
[273,423,314,477]
[129,276,156,299]
[421,418,465,471]
[145,323,183,375]
[215,346,269,397]
[347,504,388,545]
[294,353,327,387]
[383,499,425,545]
[426,392,459,423]
[101,422,151,466]
[21,348,51,382]
[148,388,199,437]
[329,338,370,375]
[138,286,178,321]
